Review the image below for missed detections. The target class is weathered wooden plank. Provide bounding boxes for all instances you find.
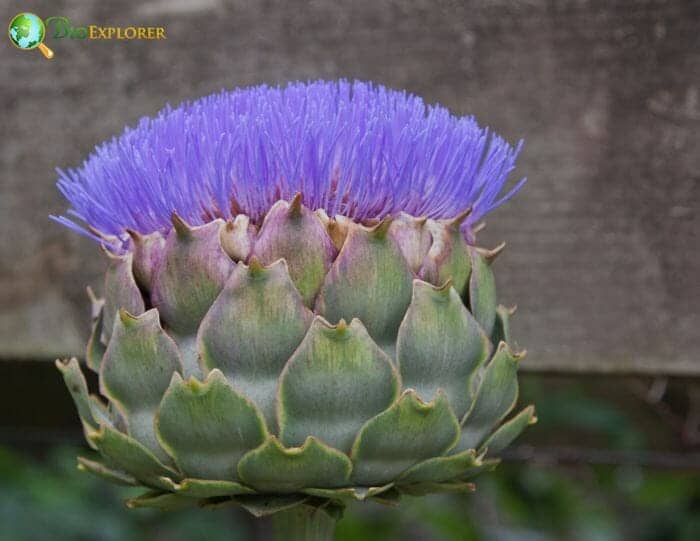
[1,1,698,374]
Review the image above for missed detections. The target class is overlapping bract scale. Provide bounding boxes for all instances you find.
[277,317,400,453]
[59,198,533,514]
[100,309,183,461]
[315,219,414,354]
[156,370,268,480]
[151,218,234,377]
[396,279,491,418]
[254,196,337,308]
[198,258,313,429]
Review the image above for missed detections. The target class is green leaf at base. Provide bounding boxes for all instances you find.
[77,456,137,486]
[479,405,537,456]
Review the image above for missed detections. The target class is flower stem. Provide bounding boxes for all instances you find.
[271,505,337,541]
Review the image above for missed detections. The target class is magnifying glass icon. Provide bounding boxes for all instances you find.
[8,12,54,59]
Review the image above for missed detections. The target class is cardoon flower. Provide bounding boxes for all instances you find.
[54,80,534,539]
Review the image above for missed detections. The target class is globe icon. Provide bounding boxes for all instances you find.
[8,12,54,58]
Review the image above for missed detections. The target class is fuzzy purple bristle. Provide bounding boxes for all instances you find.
[52,80,525,248]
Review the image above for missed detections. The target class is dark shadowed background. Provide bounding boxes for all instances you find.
[1,1,699,540]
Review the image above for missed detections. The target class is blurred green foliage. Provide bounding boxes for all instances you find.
[337,465,700,541]
[0,446,249,541]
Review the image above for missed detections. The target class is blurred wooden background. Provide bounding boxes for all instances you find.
[1,0,698,375]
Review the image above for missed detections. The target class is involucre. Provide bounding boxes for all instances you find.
[54,80,534,535]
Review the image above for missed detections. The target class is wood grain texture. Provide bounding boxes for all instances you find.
[0,1,698,374]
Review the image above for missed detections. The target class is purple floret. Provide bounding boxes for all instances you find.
[52,80,525,248]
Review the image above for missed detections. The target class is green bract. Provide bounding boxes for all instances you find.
[58,198,535,518]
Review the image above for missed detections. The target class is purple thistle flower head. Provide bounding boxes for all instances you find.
[52,80,525,249]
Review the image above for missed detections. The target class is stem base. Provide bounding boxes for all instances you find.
[271,505,338,541]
